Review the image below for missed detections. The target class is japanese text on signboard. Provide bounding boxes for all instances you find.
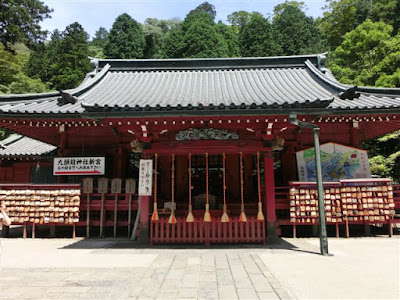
[54,157,105,175]
[138,159,153,196]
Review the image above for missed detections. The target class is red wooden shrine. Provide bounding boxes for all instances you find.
[0,54,400,243]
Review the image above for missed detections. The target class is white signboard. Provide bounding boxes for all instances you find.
[296,143,371,182]
[54,157,105,175]
[138,159,153,196]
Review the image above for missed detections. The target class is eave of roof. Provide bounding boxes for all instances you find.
[0,134,57,157]
[0,53,400,118]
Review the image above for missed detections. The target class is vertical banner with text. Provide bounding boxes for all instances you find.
[138,159,153,196]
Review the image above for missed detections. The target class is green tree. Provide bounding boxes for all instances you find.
[0,0,53,50]
[143,18,180,59]
[24,42,52,83]
[216,21,240,57]
[91,27,109,48]
[363,131,400,181]
[162,26,185,58]
[273,1,306,18]
[371,0,400,35]
[0,44,47,94]
[50,22,91,90]
[104,13,145,59]
[239,14,281,57]
[273,4,326,55]
[162,3,232,58]
[182,12,229,58]
[318,0,373,49]
[227,11,263,33]
[186,1,216,21]
[329,20,400,87]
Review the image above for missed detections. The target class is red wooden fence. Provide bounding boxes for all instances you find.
[150,216,265,245]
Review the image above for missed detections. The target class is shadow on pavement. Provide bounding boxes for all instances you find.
[58,236,321,255]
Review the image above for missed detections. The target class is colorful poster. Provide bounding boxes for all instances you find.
[296,143,371,182]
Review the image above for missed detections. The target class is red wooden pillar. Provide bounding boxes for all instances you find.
[115,145,124,178]
[264,149,277,239]
[281,144,296,184]
[57,126,67,184]
[137,195,150,242]
[351,121,360,147]
[244,154,254,201]
[160,155,171,201]
[226,154,240,202]
[176,155,188,203]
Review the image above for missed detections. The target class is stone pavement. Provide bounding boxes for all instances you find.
[0,236,399,299]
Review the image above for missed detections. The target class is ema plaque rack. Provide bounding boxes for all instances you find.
[289,179,396,237]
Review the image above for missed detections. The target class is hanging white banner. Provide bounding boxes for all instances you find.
[138,159,153,196]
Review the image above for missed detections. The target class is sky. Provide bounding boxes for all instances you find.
[41,0,328,38]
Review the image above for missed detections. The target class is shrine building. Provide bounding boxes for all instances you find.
[0,54,399,244]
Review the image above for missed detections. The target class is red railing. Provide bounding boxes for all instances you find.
[150,216,265,245]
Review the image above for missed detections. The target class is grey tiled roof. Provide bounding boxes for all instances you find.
[1,54,400,116]
[0,134,57,156]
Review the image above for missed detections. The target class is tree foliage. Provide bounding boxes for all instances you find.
[273,4,326,55]
[25,23,91,90]
[104,13,145,59]
[273,1,306,18]
[162,2,233,58]
[0,0,52,50]
[329,20,400,87]
[370,0,400,35]
[162,26,185,58]
[239,14,281,57]
[186,1,216,21]
[143,18,181,59]
[363,131,400,181]
[91,27,109,48]
[318,0,373,49]
[182,11,229,58]
[0,44,47,94]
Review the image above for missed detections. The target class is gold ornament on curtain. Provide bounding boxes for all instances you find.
[151,153,159,221]
[239,152,247,222]
[186,153,195,222]
[168,153,177,224]
[257,152,265,221]
[203,152,212,222]
[221,153,229,223]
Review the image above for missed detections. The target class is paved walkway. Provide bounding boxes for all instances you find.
[0,236,399,299]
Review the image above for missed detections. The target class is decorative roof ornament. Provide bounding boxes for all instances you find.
[339,86,361,100]
[130,139,143,152]
[57,91,77,105]
[176,128,239,141]
[272,136,285,151]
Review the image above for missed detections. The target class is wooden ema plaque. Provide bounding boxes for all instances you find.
[339,185,395,222]
[0,188,81,224]
[125,179,136,194]
[82,177,93,194]
[289,187,342,223]
[98,178,109,194]
[111,178,122,194]
[290,181,396,224]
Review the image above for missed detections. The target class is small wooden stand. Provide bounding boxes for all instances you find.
[125,179,136,238]
[98,178,109,238]
[83,178,94,238]
[111,178,122,238]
